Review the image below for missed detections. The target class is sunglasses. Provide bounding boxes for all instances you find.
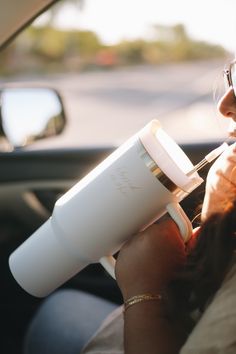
[223,60,236,95]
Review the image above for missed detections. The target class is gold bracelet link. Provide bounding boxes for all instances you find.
[124,293,162,312]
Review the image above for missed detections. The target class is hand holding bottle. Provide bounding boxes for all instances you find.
[201,143,236,221]
[115,219,186,301]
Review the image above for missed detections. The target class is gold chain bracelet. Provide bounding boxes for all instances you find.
[124,293,162,312]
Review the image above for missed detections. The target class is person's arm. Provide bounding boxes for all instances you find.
[123,300,186,354]
[115,220,188,354]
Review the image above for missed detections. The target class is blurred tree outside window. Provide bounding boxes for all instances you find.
[0,1,229,77]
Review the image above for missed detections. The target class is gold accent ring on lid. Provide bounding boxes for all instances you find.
[138,139,187,200]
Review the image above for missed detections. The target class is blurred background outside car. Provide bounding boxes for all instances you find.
[0,0,235,149]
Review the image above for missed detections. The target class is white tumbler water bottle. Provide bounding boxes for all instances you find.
[9,120,203,297]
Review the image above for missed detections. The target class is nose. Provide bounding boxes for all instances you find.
[217,87,236,121]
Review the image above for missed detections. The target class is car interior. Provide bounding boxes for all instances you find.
[0,0,234,353]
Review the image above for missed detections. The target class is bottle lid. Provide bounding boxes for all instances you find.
[139,120,203,193]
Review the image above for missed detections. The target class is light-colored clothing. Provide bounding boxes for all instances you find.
[81,306,124,354]
[82,261,236,354]
[180,261,236,354]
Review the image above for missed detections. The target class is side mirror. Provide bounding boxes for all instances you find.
[0,87,66,149]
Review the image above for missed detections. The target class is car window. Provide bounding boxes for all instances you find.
[0,0,234,149]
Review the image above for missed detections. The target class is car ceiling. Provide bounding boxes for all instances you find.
[0,0,60,50]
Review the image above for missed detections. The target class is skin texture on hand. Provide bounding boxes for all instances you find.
[201,142,236,221]
[115,219,186,301]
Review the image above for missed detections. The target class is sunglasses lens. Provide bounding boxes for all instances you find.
[231,62,236,95]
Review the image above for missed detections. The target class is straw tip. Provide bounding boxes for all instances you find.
[205,142,228,163]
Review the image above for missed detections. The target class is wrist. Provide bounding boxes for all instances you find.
[123,294,168,318]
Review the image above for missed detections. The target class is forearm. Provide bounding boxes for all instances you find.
[124,301,187,354]
[116,221,188,353]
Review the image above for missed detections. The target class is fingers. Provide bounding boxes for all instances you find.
[202,142,236,220]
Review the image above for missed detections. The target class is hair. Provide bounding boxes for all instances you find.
[171,198,236,316]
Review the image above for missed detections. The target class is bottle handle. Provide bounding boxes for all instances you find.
[166,201,192,243]
[99,201,192,279]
